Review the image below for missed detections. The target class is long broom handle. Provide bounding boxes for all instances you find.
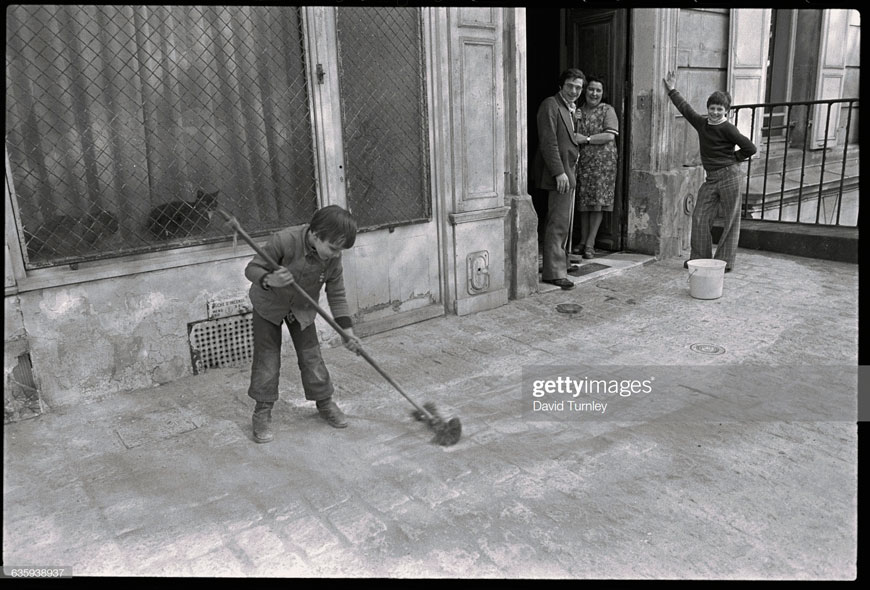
[217,210,431,419]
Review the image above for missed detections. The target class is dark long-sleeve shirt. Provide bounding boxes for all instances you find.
[667,89,757,172]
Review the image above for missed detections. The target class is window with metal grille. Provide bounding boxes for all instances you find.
[335,7,431,231]
[6,5,317,269]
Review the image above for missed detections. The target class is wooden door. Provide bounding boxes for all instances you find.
[307,7,444,336]
[566,8,629,251]
[728,8,772,148]
[812,9,850,149]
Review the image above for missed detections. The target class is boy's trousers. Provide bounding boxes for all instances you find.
[248,309,334,403]
[691,163,743,270]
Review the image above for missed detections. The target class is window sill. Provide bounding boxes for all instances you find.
[11,241,256,294]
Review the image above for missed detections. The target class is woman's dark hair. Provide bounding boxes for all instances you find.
[580,76,607,106]
[309,204,358,248]
[558,68,586,88]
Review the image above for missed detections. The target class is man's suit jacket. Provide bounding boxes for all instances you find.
[532,94,580,192]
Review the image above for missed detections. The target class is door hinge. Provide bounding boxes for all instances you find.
[316,63,325,84]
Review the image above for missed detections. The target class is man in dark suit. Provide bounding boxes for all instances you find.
[533,68,585,290]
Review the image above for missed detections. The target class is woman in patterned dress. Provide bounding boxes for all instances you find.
[573,76,619,259]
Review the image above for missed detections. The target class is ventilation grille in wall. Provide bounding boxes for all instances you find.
[188,314,254,375]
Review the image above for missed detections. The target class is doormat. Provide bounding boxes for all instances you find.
[568,262,608,276]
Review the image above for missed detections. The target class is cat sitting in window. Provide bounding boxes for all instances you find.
[147,189,220,240]
[24,205,119,259]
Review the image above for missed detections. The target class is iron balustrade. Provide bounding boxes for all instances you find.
[731,98,859,227]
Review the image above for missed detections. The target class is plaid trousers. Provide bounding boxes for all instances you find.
[691,163,743,270]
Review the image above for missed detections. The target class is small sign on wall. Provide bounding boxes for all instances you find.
[207,296,252,320]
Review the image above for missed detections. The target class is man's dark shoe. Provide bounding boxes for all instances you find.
[683,260,690,269]
[252,401,274,443]
[317,399,348,428]
[543,278,575,290]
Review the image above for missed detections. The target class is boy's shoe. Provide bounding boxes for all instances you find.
[583,246,595,259]
[317,399,348,428]
[252,402,274,443]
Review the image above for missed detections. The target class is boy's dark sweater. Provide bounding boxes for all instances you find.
[667,89,757,172]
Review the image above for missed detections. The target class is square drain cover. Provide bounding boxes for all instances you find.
[189,313,254,374]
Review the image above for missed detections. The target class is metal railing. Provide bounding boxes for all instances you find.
[731,98,859,227]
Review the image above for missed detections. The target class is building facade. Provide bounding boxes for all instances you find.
[4,7,859,416]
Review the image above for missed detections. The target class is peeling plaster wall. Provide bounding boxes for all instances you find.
[4,295,26,344]
[627,167,703,258]
[4,295,30,403]
[505,194,538,300]
[627,7,721,259]
[13,257,343,408]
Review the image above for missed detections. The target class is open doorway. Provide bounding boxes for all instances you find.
[526,8,630,254]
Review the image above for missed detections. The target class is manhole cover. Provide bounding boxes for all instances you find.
[556,303,583,314]
[690,343,726,355]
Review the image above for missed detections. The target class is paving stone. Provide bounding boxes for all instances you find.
[476,532,556,577]
[390,500,443,543]
[260,495,309,523]
[357,478,412,513]
[304,545,377,577]
[186,546,248,577]
[402,475,462,509]
[427,547,500,578]
[233,524,289,567]
[248,552,310,577]
[115,525,194,572]
[57,540,128,577]
[3,480,93,520]
[279,515,342,557]
[301,483,351,513]
[324,501,388,545]
[113,407,199,449]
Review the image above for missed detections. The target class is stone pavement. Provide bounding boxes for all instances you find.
[2,249,858,579]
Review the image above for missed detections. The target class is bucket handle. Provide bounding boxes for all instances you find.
[687,269,696,283]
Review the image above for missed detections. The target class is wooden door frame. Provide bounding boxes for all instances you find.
[563,7,631,252]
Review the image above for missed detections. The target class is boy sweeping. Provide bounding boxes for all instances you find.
[663,72,757,272]
[245,204,362,443]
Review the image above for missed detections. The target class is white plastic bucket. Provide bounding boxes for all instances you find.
[687,259,726,300]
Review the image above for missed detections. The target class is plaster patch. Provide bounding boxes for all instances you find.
[124,292,168,326]
[630,210,652,232]
[151,356,187,385]
[112,336,146,375]
[40,289,88,317]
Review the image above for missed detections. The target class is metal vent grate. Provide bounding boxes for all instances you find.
[188,314,254,374]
